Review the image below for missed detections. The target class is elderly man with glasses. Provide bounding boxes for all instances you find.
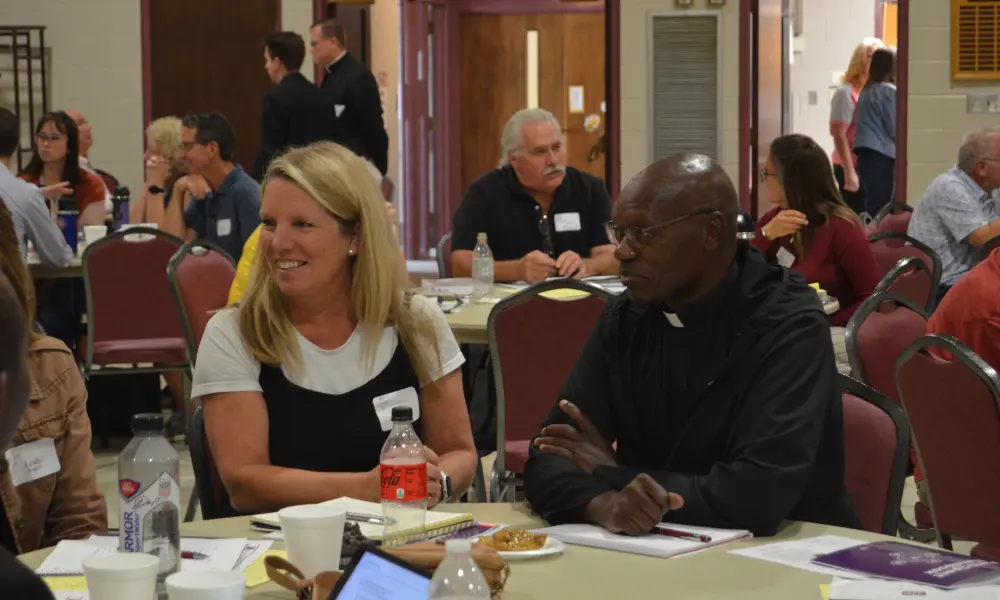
[451,108,618,283]
[522,153,860,538]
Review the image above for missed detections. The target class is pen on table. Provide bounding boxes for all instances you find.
[182,551,210,560]
[653,527,712,543]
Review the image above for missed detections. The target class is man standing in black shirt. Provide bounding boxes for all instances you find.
[310,19,389,175]
[252,32,335,182]
[524,154,860,537]
[451,109,617,282]
[0,275,54,599]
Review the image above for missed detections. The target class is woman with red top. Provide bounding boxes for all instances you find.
[20,112,107,228]
[754,134,881,370]
[830,38,883,216]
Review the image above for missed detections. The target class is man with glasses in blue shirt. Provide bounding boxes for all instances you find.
[451,109,617,283]
[523,153,860,537]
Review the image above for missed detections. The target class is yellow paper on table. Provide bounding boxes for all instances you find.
[819,583,830,600]
[539,288,590,300]
[44,576,87,592]
[245,549,288,588]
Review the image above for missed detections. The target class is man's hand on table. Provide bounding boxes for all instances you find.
[556,250,588,279]
[584,474,685,535]
[519,250,557,283]
[535,400,617,474]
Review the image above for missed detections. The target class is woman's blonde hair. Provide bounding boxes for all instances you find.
[145,116,186,176]
[842,38,884,88]
[237,142,440,383]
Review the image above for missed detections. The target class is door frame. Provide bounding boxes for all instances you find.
[400,0,619,259]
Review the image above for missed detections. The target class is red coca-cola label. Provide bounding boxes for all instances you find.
[380,463,428,501]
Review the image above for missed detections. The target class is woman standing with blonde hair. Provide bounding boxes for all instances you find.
[830,38,883,215]
[191,142,476,515]
[131,116,210,238]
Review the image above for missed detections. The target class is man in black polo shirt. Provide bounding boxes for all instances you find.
[451,109,616,283]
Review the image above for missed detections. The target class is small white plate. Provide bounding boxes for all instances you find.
[482,537,566,561]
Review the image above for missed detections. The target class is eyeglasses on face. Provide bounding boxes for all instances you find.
[759,168,778,182]
[604,208,719,250]
[37,133,65,144]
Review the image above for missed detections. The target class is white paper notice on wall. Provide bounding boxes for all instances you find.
[569,86,585,114]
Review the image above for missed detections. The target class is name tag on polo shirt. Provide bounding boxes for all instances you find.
[373,387,420,431]
[776,247,796,268]
[335,104,346,118]
[217,218,232,237]
[5,438,60,487]
[553,212,582,232]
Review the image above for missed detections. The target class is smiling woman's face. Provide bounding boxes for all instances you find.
[259,177,358,300]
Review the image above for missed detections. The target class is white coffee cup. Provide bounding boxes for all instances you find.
[83,225,107,244]
[166,571,246,600]
[278,504,347,579]
[83,552,159,600]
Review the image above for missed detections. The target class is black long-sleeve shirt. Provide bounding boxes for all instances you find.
[252,72,335,182]
[523,243,861,537]
[319,53,389,175]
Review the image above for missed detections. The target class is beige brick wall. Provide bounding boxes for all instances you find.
[907,0,1000,203]
[619,1,739,190]
[370,0,400,187]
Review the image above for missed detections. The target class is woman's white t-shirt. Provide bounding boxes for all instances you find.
[190,294,465,398]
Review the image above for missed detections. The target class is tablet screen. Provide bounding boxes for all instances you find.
[333,549,432,600]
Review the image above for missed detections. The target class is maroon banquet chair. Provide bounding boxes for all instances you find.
[166,239,237,364]
[872,256,938,314]
[487,279,612,501]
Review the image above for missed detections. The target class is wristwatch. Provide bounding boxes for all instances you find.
[148,184,165,195]
[439,470,453,503]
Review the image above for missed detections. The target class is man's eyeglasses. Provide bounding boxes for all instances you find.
[178,141,206,151]
[535,205,555,258]
[36,133,65,144]
[604,208,719,251]
[759,169,778,182]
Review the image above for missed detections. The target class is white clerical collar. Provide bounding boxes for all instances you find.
[325,51,347,71]
[663,312,684,328]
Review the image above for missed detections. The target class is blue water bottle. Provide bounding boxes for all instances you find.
[56,196,79,255]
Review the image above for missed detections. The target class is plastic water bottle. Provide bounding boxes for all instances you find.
[428,539,491,599]
[118,413,181,587]
[380,407,427,547]
[471,232,493,300]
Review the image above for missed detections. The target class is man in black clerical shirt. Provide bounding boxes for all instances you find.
[523,154,860,537]
[310,19,389,175]
[451,108,617,283]
[0,276,55,599]
[252,31,335,182]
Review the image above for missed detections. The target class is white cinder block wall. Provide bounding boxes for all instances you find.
[789,0,877,158]
[619,1,739,190]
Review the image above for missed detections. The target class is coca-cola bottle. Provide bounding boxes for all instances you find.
[379,407,427,547]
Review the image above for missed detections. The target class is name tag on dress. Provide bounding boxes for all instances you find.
[553,212,582,232]
[216,218,232,237]
[5,438,60,487]
[373,387,420,431]
[776,246,796,268]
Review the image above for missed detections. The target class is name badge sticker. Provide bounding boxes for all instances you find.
[372,387,420,431]
[776,246,796,268]
[216,218,232,237]
[553,212,582,232]
[5,438,60,487]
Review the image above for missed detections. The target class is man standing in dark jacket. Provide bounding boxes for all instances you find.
[310,19,389,175]
[524,153,860,537]
[252,31,335,182]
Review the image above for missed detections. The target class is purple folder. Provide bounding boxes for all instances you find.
[813,541,1000,589]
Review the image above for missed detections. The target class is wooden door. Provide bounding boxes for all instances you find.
[148,0,277,170]
[326,3,371,66]
[751,0,786,216]
[458,13,606,193]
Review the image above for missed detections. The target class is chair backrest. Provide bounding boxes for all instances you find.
[874,211,912,239]
[488,280,612,463]
[868,232,941,281]
[896,334,1000,545]
[873,256,937,313]
[436,232,453,278]
[167,240,237,363]
[873,201,913,226]
[839,374,910,535]
[82,227,186,365]
[188,405,230,520]
[845,291,929,404]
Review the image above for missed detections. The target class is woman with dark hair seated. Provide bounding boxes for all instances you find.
[754,134,882,370]
[19,111,107,228]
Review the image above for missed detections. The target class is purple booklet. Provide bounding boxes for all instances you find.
[814,541,1000,589]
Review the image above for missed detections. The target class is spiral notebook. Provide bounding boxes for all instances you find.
[251,497,476,542]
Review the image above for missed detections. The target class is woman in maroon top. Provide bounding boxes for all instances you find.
[753,134,881,327]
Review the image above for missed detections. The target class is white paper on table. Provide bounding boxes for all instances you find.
[36,540,118,575]
[181,538,248,572]
[52,592,89,600]
[728,535,868,579]
[263,530,284,540]
[829,576,1000,599]
[39,535,247,575]
[234,540,274,572]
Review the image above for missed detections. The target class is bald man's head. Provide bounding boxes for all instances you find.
[65,109,93,157]
[610,153,740,309]
[0,275,29,447]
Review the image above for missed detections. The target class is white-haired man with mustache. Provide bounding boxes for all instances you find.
[451,108,617,283]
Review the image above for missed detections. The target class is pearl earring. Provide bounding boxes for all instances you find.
[349,250,355,256]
